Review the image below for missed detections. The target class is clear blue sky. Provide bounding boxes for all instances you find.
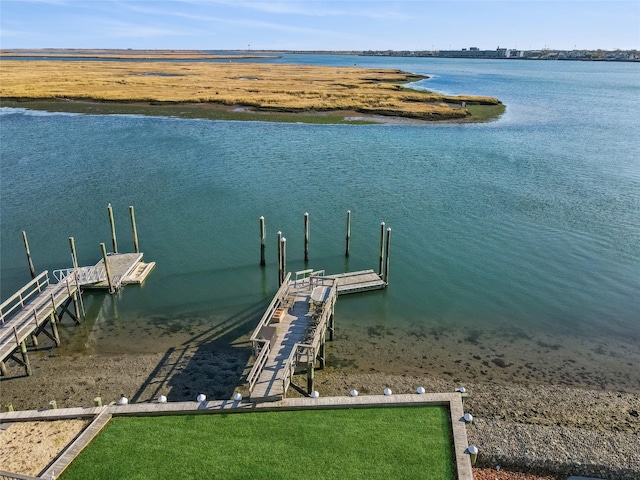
[1,1,639,51]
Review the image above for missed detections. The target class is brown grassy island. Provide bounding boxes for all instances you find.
[0,51,504,124]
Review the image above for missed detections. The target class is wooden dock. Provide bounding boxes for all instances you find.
[0,271,81,377]
[53,253,155,291]
[327,269,386,295]
[1,254,154,377]
[246,269,386,402]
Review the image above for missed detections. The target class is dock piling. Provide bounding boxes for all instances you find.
[22,231,36,279]
[20,340,32,376]
[384,227,392,284]
[107,203,118,254]
[277,231,282,286]
[304,212,309,262]
[129,206,139,254]
[69,237,86,320]
[259,216,266,267]
[345,210,351,258]
[281,237,287,285]
[100,243,115,294]
[378,222,386,277]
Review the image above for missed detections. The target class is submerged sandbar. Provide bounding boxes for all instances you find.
[0,53,504,123]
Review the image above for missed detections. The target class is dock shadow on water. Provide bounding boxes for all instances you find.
[128,302,265,403]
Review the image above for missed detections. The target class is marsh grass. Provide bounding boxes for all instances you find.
[60,406,455,480]
[0,59,502,121]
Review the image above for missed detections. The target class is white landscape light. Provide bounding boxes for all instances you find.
[416,386,426,394]
[310,390,320,398]
[467,444,479,465]
[233,392,243,401]
[157,395,167,403]
[457,387,466,393]
[350,389,358,397]
[118,395,128,405]
[463,413,474,423]
[197,393,206,402]
[383,388,392,396]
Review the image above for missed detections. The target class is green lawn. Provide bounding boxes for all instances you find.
[61,406,456,480]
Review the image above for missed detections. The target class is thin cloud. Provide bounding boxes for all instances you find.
[158,0,412,20]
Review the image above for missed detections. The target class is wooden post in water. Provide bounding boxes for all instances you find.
[107,203,118,254]
[384,227,392,284]
[100,243,115,294]
[277,231,282,286]
[281,237,287,285]
[129,206,139,254]
[378,222,386,277]
[303,212,309,262]
[22,231,36,279]
[69,236,86,320]
[259,216,266,267]
[345,210,351,258]
[68,237,86,323]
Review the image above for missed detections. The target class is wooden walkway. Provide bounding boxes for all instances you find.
[248,272,338,401]
[246,268,385,402]
[0,272,81,376]
[1,254,154,377]
[0,393,473,480]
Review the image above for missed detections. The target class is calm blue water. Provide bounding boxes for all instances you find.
[1,56,639,387]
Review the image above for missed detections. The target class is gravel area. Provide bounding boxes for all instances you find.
[309,371,640,479]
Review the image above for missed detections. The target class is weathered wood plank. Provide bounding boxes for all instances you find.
[39,409,112,479]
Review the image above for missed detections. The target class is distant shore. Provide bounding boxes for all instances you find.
[0,53,505,123]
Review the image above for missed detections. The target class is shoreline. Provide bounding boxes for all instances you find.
[0,352,638,478]
[1,98,504,125]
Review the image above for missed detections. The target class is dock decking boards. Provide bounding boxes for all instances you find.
[248,269,385,402]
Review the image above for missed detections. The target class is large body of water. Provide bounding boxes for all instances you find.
[1,56,639,391]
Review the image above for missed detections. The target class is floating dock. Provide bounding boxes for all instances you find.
[53,253,155,291]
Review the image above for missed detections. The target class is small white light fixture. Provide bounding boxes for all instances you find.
[310,390,319,398]
[350,389,358,397]
[118,395,128,405]
[383,388,392,396]
[233,392,243,402]
[157,395,167,403]
[416,386,426,394]
[467,444,479,465]
[457,387,466,393]
[463,413,474,423]
[196,393,206,402]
